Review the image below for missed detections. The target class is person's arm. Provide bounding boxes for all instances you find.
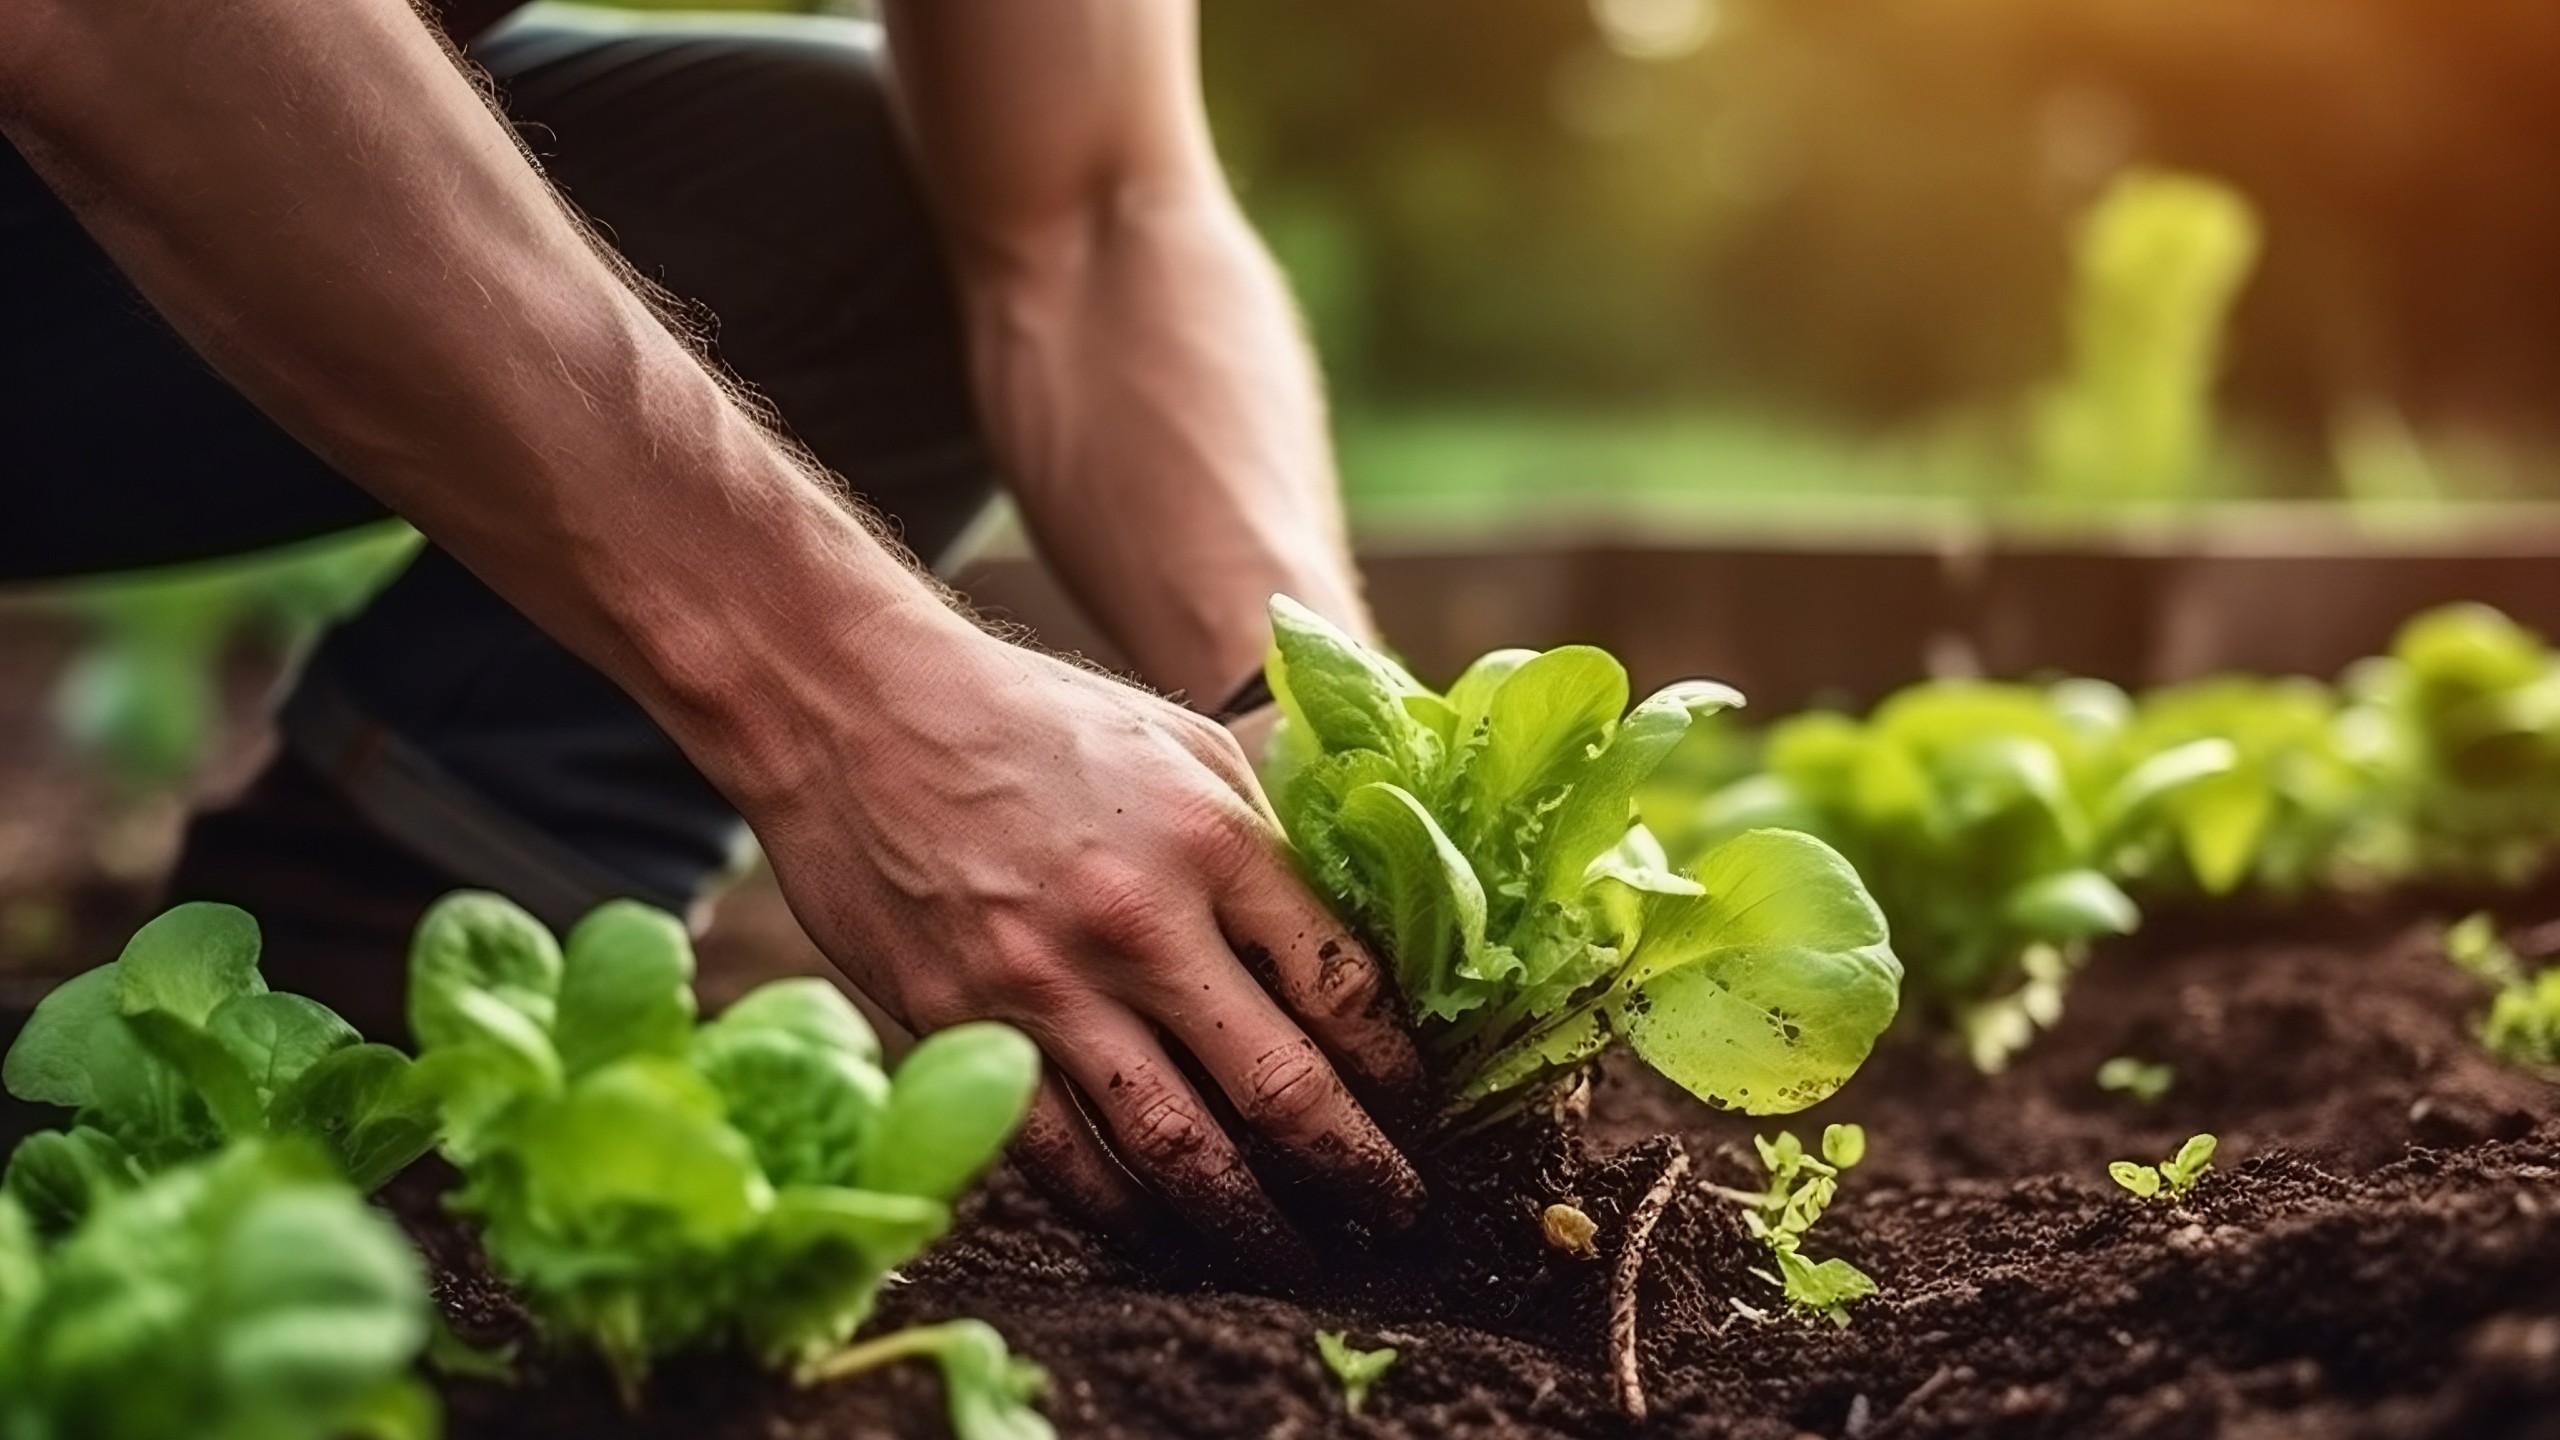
[0,0,1419,1243]
[882,0,1365,708]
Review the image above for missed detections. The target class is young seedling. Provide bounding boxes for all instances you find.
[2096,1056,2175,1104]
[798,1320,1051,1440]
[1313,1330,1398,1416]
[406,892,1050,1439]
[2110,1133,2218,1201]
[2443,912,2560,1068]
[1262,598,1903,1122]
[1,902,437,1234]
[1716,1123,1876,1327]
[0,1138,436,1440]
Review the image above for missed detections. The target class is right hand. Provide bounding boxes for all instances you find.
[745,610,1427,1249]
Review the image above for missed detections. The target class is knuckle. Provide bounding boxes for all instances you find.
[1238,1043,1335,1135]
[1071,863,1174,947]
[1123,1083,1211,1169]
[1314,940,1389,1018]
[1171,794,1269,878]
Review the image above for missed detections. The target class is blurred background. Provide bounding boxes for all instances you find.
[1202,0,2560,521]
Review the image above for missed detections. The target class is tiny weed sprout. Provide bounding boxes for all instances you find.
[1,902,437,1234]
[1722,1123,1876,1326]
[2442,913,2560,1068]
[1261,597,1903,1120]
[405,892,1049,1439]
[1313,1330,1398,1415]
[2110,1133,2218,1201]
[2096,1057,2175,1104]
[0,1139,437,1440]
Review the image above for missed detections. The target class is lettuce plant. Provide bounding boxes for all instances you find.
[2110,677,2378,897]
[1697,681,2227,1069]
[0,1138,436,1440]
[2,903,437,1234]
[404,892,1047,1438]
[1261,597,1902,1116]
[2342,604,2560,886]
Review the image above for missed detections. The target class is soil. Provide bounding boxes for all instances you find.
[411,893,2560,1440]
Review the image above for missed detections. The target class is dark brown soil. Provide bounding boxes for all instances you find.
[411,896,2560,1440]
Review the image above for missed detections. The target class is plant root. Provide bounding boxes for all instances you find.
[1609,1140,1691,1424]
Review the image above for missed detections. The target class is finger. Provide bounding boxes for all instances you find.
[1052,1006,1304,1256]
[1152,960,1426,1230]
[1212,855,1429,1114]
[1010,1074,1159,1237]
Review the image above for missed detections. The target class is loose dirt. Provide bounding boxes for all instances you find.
[421,894,2560,1439]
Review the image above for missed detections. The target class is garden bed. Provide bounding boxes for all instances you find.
[418,891,2560,1439]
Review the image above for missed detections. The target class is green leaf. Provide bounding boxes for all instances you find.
[711,979,881,1068]
[496,1057,771,1250]
[123,1010,265,1141]
[1464,645,1629,812]
[208,992,361,1100]
[2165,1133,2218,1191]
[4,966,128,1109]
[2103,737,2239,825]
[406,890,563,1055]
[1313,1330,1398,1415]
[3,1127,140,1236]
[114,902,266,1028]
[205,1185,434,1437]
[1266,596,1434,768]
[929,1319,1054,1440]
[1610,829,1902,1114]
[269,1045,439,1192]
[1821,1123,1866,1169]
[1539,682,1741,906]
[857,1025,1040,1203]
[2109,1161,2162,1198]
[1336,781,1498,1016]
[737,1186,950,1362]
[2170,773,2275,896]
[2003,869,2139,943]
[555,901,699,1076]
[693,1025,888,1189]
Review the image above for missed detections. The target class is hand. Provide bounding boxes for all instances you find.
[747,615,1425,1249]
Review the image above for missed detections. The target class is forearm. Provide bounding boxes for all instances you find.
[958,186,1367,702]
[0,0,964,811]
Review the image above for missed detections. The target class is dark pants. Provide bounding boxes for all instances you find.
[0,7,997,927]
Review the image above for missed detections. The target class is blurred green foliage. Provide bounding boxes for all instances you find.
[48,527,420,790]
[2030,171,2260,502]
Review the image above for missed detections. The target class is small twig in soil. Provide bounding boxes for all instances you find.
[1609,1141,1692,1424]
[1859,1364,1970,1440]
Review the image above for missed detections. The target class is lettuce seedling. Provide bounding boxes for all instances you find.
[2095,1056,2175,1105]
[1720,1123,1875,1326]
[2342,604,2560,887]
[2109,1133,2216,1201]
[405,892,1048,1439]
[1,903,436,1234]
[2442,913,2560,1069]
[1261,599,1902,1118]
[1699,681,2227,1070]
[1312,1330,1398,1415]
[0,1138,436,1440]
[2110,677,2379,898]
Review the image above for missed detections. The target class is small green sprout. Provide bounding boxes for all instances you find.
[2096,1056,2175,1104]
[1726,1123,1876,1326]
[1314,1330,1398,1415]
[2444,913,2560,1068]
[2110,1133,2217,1201]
